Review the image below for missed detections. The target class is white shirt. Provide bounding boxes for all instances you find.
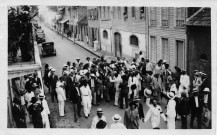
[146,62,153,71]
[110,122,126,129]
[180,74,190,88]
[24,91,34,106]
[91,115,107,129]
[166,99,176,117]
[80,85,92,96]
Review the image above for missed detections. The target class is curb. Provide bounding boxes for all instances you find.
[45,25,101,58]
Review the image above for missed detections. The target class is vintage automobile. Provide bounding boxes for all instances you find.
[36,32,46,44]
[41,42,56,57]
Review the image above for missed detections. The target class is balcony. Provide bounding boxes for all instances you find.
[176,20,184,27]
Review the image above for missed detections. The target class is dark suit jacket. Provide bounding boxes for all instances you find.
[65,75,78,103]
[179,97,190,115]
[124,108,139,129]
[32,77,42,88]
[49,75,58,92]
[12,105,26,127]
[189,96,203,114]
[136,103,144,119]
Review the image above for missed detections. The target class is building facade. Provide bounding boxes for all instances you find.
[148,7,187,69]
[99,6,148,60]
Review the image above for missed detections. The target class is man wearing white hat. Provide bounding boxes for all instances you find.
[193,71,202,92]
[38,94,50,128]
[91,108,107,129]
[166,91,176,129]
[76,57,81,68]
[110,114,126,129]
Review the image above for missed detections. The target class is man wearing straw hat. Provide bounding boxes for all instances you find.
[144,88,152,108]
[110,114,126,129]
[37,94,50,128]
[166,91,176,129]
[91,108,107,129]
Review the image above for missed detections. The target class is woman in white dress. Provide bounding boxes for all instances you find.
[56,78,66,117]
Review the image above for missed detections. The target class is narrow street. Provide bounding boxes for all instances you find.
[40,25,203,129]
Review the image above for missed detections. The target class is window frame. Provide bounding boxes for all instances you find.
[161,7,169,27]
[130,35,139,47]
[131,7,136,18]
[175,7,185,28]
[103,30,108,39]
[150,7,156,26]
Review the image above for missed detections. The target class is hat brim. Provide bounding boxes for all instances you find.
[167,93,175,99]
[112,116,121,122]
[97,111,103,114]
[144,89,152,97]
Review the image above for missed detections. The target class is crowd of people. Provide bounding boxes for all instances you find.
[11,51,211,129]
[42,51,211,129]
[12,72,51,128]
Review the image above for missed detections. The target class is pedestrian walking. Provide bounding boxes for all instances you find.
[48,68,58,103]
[89,73,97,105]
[56,79,66,117]
[80,80,92,119]
[43,64,50,92]
[190,89,203,129]
[144,99,167,129]
[38,94,50,128]
[133,97,145,122]
[119,75,129,109]
[91,108,107,129]
[166,92,176,129]
[124,102,140,129]
[179,92,190,129]
[144,88,152,108]
[178,69,190,97]
[110,114,126,129]
[28,97,44,128]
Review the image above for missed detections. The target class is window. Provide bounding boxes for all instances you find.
[103,30,108,39]
[176,7,185,27]
[103,6,106,19]
[123,7,128,21]
[132,7,135,18]
[140,7,145,19]
[150,7,156,26]
[118,7,121,18]
[130,35,138,46]
[88,10,91,19]
[150,36,157,63]
[176,40,184,69]
[200,54,208,61]
[161,7,169,26]
[94,8,98,20]
[108,7,110,19]
[162,38,169,63]
[98,7,101,18]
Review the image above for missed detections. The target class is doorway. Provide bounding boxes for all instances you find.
[114,32,122,57]
[176,40,185,69]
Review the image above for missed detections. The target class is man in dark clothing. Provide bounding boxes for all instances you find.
[190,90,203,129]
[133,98,145,122]
[66,70,81,122]
[179,92,190,129]
[28,97,44,128]
[48,68,58,102]
[43,64,50,92]
[12,97,27,128]
[119,75,129,109]
[32,72,42,89]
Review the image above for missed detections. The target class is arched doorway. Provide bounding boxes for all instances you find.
[114,32,122,57]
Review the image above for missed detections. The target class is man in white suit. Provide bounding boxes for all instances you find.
[80,80,92,119]
[178,69,190,97]
[38,94,50,128]
[56,77,66,117]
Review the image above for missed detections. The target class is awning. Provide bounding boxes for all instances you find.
[77,17,88,26]
[59,19,69,24]
[185,7,211,26]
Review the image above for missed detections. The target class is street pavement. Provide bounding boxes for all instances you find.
[40,25,206,129]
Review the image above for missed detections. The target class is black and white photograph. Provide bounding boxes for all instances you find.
[5,1,215,133]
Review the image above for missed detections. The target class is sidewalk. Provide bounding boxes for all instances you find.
[46,25,110,58]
